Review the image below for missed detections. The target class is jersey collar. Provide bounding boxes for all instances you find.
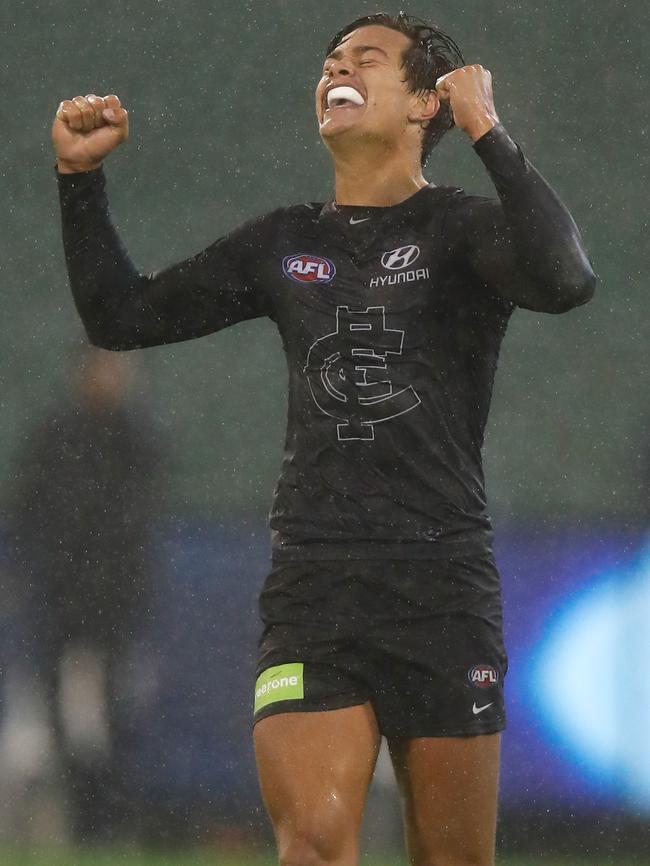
[318,182,440,225]
[297,184,461,253]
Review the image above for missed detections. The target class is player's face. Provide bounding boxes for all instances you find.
[315,25,429,150]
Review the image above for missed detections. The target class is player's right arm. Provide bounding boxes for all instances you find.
[53,94,272,350]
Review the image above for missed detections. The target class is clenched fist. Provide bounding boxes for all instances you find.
[436,65,499,142]
[53,94,129,173]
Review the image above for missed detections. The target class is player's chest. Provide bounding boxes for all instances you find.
[262,225,448,329]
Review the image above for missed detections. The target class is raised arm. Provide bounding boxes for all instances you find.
[53,94,272,349]
[437,66,596,313]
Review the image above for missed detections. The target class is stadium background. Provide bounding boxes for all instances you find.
[2,0,648,863]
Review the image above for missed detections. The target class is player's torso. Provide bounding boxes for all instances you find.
[246,188,511,551]
[254,189,505,446]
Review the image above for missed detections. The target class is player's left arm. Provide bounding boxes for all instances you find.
[438,65,596,313]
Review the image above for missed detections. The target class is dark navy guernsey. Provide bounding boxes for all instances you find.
[57,124,596,561]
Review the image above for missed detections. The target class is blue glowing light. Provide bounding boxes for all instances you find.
[532,545,650,806]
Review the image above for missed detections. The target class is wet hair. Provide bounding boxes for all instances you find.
[325,11,465,165]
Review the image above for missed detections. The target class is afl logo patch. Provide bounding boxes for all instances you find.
[381,245,420,270]
[283,254,336,284]
[468,664,499,689]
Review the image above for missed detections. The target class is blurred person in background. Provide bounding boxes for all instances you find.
[8,346,166,843]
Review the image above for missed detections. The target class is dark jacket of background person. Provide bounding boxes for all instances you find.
[9,348,165,649]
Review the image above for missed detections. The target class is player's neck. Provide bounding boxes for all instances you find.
[332,149,429,207]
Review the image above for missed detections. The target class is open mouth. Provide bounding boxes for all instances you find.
[322,85,365,119]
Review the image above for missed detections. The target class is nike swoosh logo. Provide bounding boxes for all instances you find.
[349,216,370,225]
[472,702,493,715]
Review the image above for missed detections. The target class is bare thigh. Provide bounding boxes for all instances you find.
[254,703,381,866]
[389,733,501,866]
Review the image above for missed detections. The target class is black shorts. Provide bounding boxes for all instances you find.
[254,554,507,738]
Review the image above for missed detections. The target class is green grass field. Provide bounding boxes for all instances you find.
[1,852,644,866]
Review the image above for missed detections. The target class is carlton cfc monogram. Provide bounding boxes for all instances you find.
[305,305,421,442]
